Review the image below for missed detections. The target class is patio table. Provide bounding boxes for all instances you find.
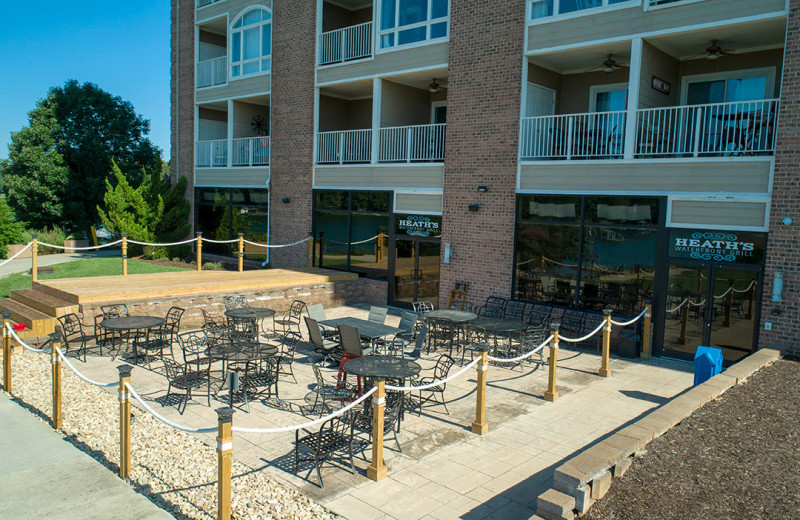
[320,317,401,345]
[425,310,477,323]
[344,355,421,381]
[206,341,279,409]
[99,315,165,364]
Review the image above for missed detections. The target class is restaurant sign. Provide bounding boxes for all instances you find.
[668,230,765,264]
[396,214,442,237]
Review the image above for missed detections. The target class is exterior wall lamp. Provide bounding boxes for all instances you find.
[281,196,291,204]
[477,185,489,193]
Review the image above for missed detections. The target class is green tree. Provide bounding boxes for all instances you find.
[4,80,161,231]
[146,167,192,259]
[0,195,28,258]
[97,162,164,255]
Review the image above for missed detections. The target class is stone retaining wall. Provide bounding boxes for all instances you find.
[535,348,782,520]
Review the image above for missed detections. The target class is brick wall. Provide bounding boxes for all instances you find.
[439,0,526,307]
[170,0,196,234]
[760,3,799,355]
[269,0,316,268]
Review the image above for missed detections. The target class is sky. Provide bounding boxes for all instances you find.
[0,2,171,160]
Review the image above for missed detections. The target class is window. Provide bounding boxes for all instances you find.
[379,0,449,49]
[231,8,272,78]
[530,0,633,21]
[196,188,269,259]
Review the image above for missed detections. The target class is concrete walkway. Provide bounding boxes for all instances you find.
[0,393,172,520]
[0,250,119,278]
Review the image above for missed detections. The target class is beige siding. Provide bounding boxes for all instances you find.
[196,74,270,103]
[314,165,444,189]
[197,0,273,24]
[318,42,448,84]
[670,199,768,228]
[322,4,371,32]
[199,30,226,46]
[381,80,431,127]
[519,159,771,194]
[232,101,269,138]
[395,192,444,213]
[559,69,628,113]
[199,107,227,121]
[527,0,785,52]
[639,41,679,109]
[195,167,269,188]
[527,63,562,94]
[319,95,372,131]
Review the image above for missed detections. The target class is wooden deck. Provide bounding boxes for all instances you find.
[32,268,358,305]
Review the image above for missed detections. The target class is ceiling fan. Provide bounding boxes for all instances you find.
[584,54,629,74]
[688,40,738,61]
[428,78,446,93]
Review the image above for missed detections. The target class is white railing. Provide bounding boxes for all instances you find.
[196,56,227,88]
[648,0,689,6]
[520,111,626,160]
[195,139,228,167]
[318,22,373,66]
[197,0,223,7]
[232,137,270,166]
[379,123,446,163]
[316,129,372,164]
[636,99,779,157]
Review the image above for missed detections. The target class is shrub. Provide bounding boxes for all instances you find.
[22,226,68,255]
[203,262,223,270]
[0,195,27,258]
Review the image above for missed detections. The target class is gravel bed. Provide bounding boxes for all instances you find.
[2,348,336,520]
[584,358,800,520]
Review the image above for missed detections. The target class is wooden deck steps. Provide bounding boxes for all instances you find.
[10,289,79,317]
[0,298,57,337]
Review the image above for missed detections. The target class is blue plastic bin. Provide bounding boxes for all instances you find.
[693,346,723,386]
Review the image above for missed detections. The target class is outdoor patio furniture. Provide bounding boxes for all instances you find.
[294,412,359,487]
[561,309,588,347]
[412,300,434,316]
[527,304,553,328]
[98,315,166,364]
[503,300,528,321]
[162,356,211,414]
[307,303,337,339]
[336,324,365,393]
[367,305,388,324]
[177,330,215,375]
[413,354,456,415]
[276,332,301,383]
[425,316,456,356]
[206,341,279,412]
[305,316,342,363]
[477,296,507,318]
[225,306,276,341]
[57,313,96,361]
[311,360,353,415]
[448,300,474,312]
[200,308,227,343]
[94,303,130,353]
[352,391,405,455]
[394,311,418,341]
[274,300,307,335]
[240,355,281,402]
[224,295,249,311]
[140,307,185,368]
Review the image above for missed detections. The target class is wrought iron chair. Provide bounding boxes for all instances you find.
[162,355,211,414]
[224,295,249,311]
[94,303,129,353]
[527,304,553,329]
[448,300,474,312]
[274,300,307,335]
[177,329,215,375]
[276,332,301,383]
[477,296,507,318]
[352,391,405,455]
[425,316,456,356]
[200,308,227,344]
[413,354,456,415]
[503,300,528,321]
[140,307,185,367]
[311,360,352,415]
[241,353,281,402]
[57,313,96,361]
[294,411,359,487]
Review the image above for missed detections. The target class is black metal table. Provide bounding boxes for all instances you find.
[206,341,280,409]
[425,310,477,323]
[344,355,421,380]
[469,317,527,334]
[223,307,276,321]
[99,315,165,363]
[320,317,401,343]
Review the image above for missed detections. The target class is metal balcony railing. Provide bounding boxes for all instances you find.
[318,22,373,66]
[196,56,227,88]
[520,111,626,160]
[232,137,270,166]
[315,124,446,164]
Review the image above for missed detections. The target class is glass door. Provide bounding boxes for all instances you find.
[707,267,759,364]
[663,263,709,360]
[391,238,440,308]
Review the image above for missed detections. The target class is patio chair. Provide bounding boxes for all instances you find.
[337,324,364,393]
[394,311,418,342]
[224,295,249,311]
[177,329,215,375]
[57,313,96,361]
[305,316,341,363]
[294,411,359,487]
[425,316,456,356]
[413,354,456,415]
[162,355,211,414]
[241,354,281,402]
[276,332,301,383]
[94,303,129,353]
[311,360,353,415]
[352,391,405,455]
[477,296,506,318]
[412,301,434,316]
[140,307,185,368]
[527,304,553,328]
[367,305,388,324]
[307,303,337,339]
[503,300,528,321]
[200,308,227,344]
[560,309,588,348]
[448,300,474,312]
[274,300,307,335]
[461,324,488,365]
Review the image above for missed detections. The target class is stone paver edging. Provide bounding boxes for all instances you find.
[534,348,782,520]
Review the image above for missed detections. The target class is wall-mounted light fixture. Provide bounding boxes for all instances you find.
[477,185,489,193]
[281,196,291,204]
[771,271,783,302]
[782,217,792,226]
[468,204,481,212]
[443,242,451,263]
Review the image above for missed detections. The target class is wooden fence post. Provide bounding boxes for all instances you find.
[50,332,63,429]
[544,323,560,402]
[642,300,652,360]
[308,232,314,267]
[31,234,38,283]
[216,407,234,520]
[366,380,387,481]
[2,310,12,394]
[196,233,203,272]
[121,233,128,277]
[471,345,490,434]
[599,309,612,377]
[118,365,132,480]
[237,233,244,273]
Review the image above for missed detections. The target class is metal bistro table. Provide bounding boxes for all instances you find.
[206,341,279,410]
[469,316,528,360]
[224,307,276,338]
[99,315,165,364]
[425,310,477,323]
[320,317,401,347]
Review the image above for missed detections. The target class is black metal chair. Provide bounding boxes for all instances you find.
[425,316,456,356]
[241,353,281,402]
[94,303,129,354]
[140,307,185,367]
[352,392,405,455]
[477,296,506,318]
[276,332,301,383]
[527,304,553,329]
[503,300,528,320]
[311,360,352,415]
[162,356,211,414]
[177,329,215,375]
[413,354,456,415]
[224,295,249,310]
[57,313,96,361]
[294,411,359,487]
[200,308,228,344]
[448,300,474,312]
[274,300,306,335]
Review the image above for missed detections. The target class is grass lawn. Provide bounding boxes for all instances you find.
[0,257,189,298]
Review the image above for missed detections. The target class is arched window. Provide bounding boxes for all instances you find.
[231,8,272,78]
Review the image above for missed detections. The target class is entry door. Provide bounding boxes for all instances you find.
[662,262,760,364]
[391,238,440,309]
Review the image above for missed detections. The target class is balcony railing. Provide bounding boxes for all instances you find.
[197,0,223,7]
[232,137,270,166]
[648,0,689,6]
[316,124,446,164]
[196,56,227,88]
[520,111,626,160]
[635,99,779,157]
[196,139,228,167]
[318,22,373,66]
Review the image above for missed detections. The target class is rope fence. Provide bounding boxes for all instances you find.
[7,324,52,353]
[487,335,552,364]
[125,382,216,433]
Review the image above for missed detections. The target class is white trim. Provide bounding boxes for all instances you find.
[679,68,776,105]
[229,6,272,82]
[316,62,449,88]
[646,0,707,12]
[528,0,640,27]
[194,182,269,188]
[317,56,375,70]
[588,83,628,112]
[375,35,449,55]
[195,89,272,105]
[375,0,449,53]
[314,162,447,169]
[517,187,772,199]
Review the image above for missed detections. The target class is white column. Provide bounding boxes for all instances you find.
[227,99,234,167]
[623,37,643,159]
[372,78,382,164]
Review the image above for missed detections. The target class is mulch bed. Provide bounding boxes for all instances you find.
[584,357,800,520]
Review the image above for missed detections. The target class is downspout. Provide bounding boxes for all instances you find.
[263,174,270,267]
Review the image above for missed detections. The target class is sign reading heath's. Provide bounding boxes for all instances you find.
[668,230,765,264]
[396,215,442,237]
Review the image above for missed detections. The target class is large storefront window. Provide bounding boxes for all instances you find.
[514,195,660,316]
[313,190,391,279]
[196,188,269,260]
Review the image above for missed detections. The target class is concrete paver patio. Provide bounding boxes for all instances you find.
[53,304,693,519]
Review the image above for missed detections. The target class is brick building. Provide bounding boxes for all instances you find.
[172,0,799,360]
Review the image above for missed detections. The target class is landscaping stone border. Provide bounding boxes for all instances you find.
[533,347,782,520]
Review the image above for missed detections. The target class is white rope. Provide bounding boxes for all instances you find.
[688,299,706,307]
[198,237,240,244]
[385,358,480,391]
[542,256,578,268]
[232,386,377,433]
[560,321,606,343]
[37,239,123,250]
[7,323,51,352]
[127,238,196,247]
[0,242,32,267]
[325,234,382,246]
[243,237,311,249]
[610,308,648,327]
[55,347,119,387]
[666,298,689,313]
[732,280,756,294]
[713,287,732,299]
[487,335,553,363]
[125,382,217,433]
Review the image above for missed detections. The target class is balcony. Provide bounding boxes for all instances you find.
[316,124,446,164]
[520,111,626,160]
[197,0,223,7]
[196,56,227,88]
[196,137,270,167]
[318,22,373,66]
